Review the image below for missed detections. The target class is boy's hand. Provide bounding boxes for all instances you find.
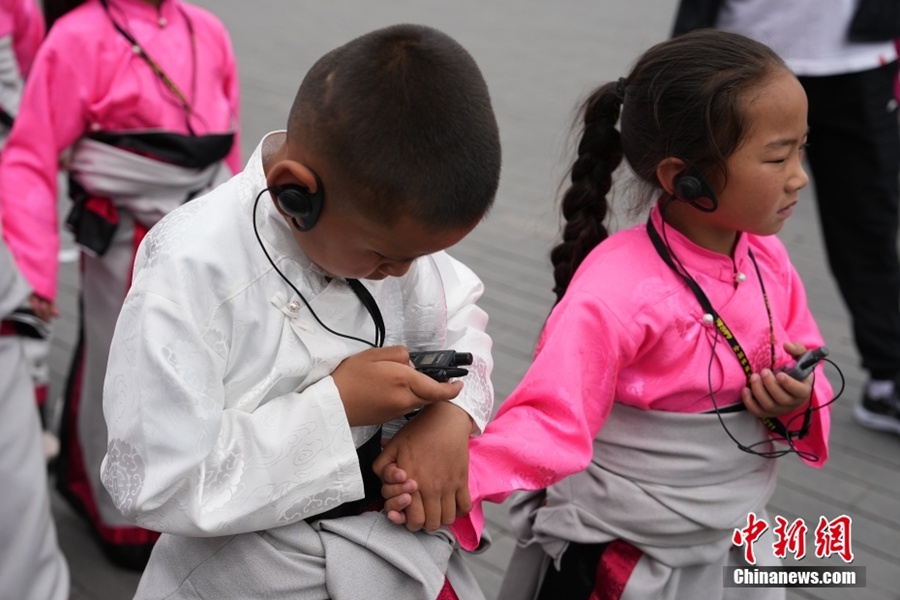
[374,401,473,532]
[741,341,813,418]
[29,293,58,321]
[333,346,463,427]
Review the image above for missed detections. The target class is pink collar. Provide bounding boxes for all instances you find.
[648,200,751,285]
[102,0,181,25]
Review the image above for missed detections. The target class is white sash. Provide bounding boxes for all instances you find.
[68,136,230,228]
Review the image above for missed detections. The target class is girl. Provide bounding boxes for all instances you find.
[381,29,834,600]
[0,0,240,569]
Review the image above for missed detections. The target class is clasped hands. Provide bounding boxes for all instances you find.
[332,346,474,531]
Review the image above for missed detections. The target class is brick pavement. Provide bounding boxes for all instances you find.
[38,1,900,598]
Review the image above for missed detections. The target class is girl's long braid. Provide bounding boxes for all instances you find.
[550,82,624,303]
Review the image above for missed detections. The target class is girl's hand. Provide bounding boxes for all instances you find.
[378,464,418,525]
[741,341,813,418]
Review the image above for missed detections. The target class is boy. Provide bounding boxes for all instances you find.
[100,23,500,598]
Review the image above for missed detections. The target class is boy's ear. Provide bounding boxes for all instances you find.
[266,160,325,232]
[266,160,321,195]
[656,157,687,196]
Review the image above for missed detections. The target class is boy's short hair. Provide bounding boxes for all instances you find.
[288,24,501,231]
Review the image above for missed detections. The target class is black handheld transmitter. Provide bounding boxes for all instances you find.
[780,346,829,380]
[409,350,473,382]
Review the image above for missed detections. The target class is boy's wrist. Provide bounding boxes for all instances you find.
[421,400,474,435]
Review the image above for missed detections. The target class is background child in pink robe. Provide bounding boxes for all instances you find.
[0,0,240,569]
[0,0,43,134]
[0,3,69,598]
[0,0,53,457]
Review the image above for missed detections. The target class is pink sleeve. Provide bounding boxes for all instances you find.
[0,40,88,299]
[772,261,832,467]
[220,26,241,175]
[11,0,44,77]
[450,290,624,549]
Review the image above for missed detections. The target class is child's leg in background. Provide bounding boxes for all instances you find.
[0,334,69,600]
[22,334,60,461]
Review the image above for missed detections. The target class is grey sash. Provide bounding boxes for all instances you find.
[500,403,782,600]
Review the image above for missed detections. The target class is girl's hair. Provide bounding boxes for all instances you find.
[42,0,88,30]
[550,29,787,301]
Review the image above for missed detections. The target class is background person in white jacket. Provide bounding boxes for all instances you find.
[673,0,900,435]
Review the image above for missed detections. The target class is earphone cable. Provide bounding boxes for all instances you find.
[252,188,379,349]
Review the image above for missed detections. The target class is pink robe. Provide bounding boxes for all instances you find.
[0,0,43,92]
[452,204,833,550]
[0,0,47,405]
[0,0,240,301]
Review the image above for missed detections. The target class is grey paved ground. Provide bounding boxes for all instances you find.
[38,1,899,599]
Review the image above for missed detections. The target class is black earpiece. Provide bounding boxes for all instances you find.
[271,169,325,232]
[674,168,718,213]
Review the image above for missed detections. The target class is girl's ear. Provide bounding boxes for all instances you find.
[656,157,687,196]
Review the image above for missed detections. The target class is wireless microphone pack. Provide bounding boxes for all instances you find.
[409,350,473,382]
[780,346,829,380]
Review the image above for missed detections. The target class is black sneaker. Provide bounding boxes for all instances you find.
[854,392,900,435]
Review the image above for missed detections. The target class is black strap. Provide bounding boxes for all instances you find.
[1,310,51,339]
[346,278,386,348]
[0,106,14,129]
[86,130,234,170]
[297,281,384,523]
[646,217,811,440]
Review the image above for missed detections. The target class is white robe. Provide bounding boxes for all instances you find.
[100,131,494,539]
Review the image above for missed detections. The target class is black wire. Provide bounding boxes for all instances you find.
[705,326,827,461]
[252,188,379,349]
[788,357,845,418]
[659,199,843,461]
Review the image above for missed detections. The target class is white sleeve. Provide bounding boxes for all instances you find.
[100,289,363,537]
[431,251,494,434]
